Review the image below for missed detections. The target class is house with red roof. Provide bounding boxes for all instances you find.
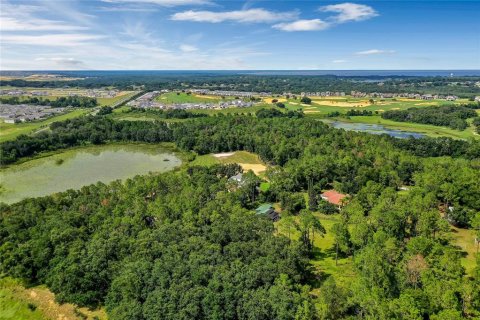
[321,190,347,208]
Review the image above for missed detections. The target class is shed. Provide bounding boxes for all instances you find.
[255,204,280,222]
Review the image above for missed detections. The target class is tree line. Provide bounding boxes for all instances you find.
[0,95,98,108]
[381,104,478,130]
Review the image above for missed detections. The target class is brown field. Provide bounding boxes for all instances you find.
[312,100,371,107]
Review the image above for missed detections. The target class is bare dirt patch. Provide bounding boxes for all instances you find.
[239,163,266,175]
[312,100,370,107]
[213,152,235,158]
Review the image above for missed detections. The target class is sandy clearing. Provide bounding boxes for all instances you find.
[214,152,235,158]
[304,110,321,113]
[312,100,370,107]
[194,95,218,99]
[262,98,287,103]
[239,163,266,175]
[376,109,385,112]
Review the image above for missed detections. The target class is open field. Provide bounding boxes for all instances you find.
[0,109,89,142]
[155,92,237,104]
[0,89,137,107]
[0,277,107,320]
[277,97,471,115]
[449,226,478,275]
[329,115,479,140]
[191,151,267,174]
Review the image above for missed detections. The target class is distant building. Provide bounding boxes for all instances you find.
[321,190,347,208]
[255,204,280,222]
[229,173,244,184]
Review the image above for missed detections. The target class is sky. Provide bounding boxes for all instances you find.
[0,0,479,70]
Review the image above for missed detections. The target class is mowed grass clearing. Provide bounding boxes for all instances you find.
[0,109,90,142]
[0,277,107,320]
[154,92,237,104]
[191,151,267,174]
[264,96,472,115]
[449,226,478,276]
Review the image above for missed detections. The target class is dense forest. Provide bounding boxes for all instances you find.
[1,115,480,319]
[2,73,480,97]
[382,104,479,130]
[0,95,98,108]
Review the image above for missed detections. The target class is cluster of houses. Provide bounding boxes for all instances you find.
[0,104,66,123]
[299,91,346,97]
[0,88,120,98]
[128,90,254,110]
[350,91,458,101]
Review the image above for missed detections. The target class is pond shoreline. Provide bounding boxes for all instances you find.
[0,143,184,204]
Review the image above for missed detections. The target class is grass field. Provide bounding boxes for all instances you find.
[191,151,267,174]
[0,277,106,320]
[0,109,89,142]
[449,226,478,276]
[278,97,471,115]
[328,115,479,140]
[155,92,237,104]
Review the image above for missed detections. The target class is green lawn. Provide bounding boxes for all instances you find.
[328,115,479,140]
[0,277,107,320]
[0,278,45,320]
[155,92,236,104]
[449,226,478,276]
[190,151,263,166]
[0,109,89,142]
[282,97,470,116]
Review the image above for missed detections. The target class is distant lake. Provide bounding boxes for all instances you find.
[0,144,182,204]
[325,120,425,139]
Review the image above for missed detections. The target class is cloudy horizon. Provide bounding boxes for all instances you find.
[1,0,479,70]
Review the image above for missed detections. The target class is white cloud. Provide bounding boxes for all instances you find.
[333,59,347,63]
[102,0,212,6]
[356,49,396,55]
[180,44,198,52]
[272,19,329,32]
[0,2,87,31]
[35,57,85,67]
[320,3,378,23]
[171,8,298,23]
[1,34,105,47]
[0,17,87,31]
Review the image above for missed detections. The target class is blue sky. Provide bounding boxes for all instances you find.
[1,0,479,70]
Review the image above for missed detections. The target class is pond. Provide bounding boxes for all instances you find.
[0,144,182,204]
[325,120,425,139]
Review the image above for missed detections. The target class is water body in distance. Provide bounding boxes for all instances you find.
[0,144,182,204]
[326,121,425,139]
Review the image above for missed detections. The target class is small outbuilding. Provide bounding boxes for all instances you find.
[255,203,280,222]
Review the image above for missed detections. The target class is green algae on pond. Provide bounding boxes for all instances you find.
[0,144,182,204]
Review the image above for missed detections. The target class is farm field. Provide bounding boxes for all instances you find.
[0,109,90,142]
[328,115,479,140]
[0,277,106,320]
